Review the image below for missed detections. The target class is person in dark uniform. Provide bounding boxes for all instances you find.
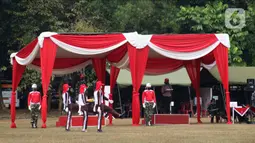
[207,99,219,123]
[161,78,173,113]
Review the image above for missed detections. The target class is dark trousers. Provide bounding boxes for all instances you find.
[65,103,78,130]
[95,104,103,130]
[80,104,91,131]
[80,103,121,131]
[211,115,220,123]
[102,104,120,118]
[162,96,172,113]
[81,104,103,130]
[81,104,93,130]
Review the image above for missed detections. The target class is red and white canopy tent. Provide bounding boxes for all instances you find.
[10,32,231,128]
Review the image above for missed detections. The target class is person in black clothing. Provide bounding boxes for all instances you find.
[161,78,173,114]
[207,99,219,123]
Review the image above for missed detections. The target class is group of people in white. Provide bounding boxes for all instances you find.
[27,77,174,131]
[62,80,125,132]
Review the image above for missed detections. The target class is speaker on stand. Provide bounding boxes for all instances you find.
[244,79,255,124]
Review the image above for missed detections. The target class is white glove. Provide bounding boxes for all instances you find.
[38,105,41,110]
[93,105,96,112]
[153,103,156,108]
[97,108,101,113]
[78,110,83,115]
[143,103,146,108]
[28,106,31,111]
[109,100,114,104]
[65,107,69,112]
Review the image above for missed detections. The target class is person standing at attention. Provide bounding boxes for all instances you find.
[161,78,173,114]
[142,83,156,126]
[27,84,41,128]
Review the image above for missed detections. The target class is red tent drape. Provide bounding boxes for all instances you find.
[92,58,106,83]
[128,44,149,125]
[185,59,202,123]
[11,59,25,128]
[40,38,58,128]
[109,66,120,125]
[213,44,231,124]
[92,58,106,104]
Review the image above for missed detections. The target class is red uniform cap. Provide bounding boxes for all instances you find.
[95,81,104,91]
[63,84,70,93]
[79,84,87,94]
[164,78,169,82]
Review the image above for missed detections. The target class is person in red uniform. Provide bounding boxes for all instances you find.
[142,83,156,126]
[27,83,41,128]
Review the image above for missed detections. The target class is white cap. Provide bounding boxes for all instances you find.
[146,83,151,88]
[32,84,37,89]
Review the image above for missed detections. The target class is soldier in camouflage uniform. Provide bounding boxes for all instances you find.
[28,84,41,128]
[142,83,156,126]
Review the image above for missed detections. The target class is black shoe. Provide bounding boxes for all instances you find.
[104,113,109,118]
[31,121,34,128]
[66,128,70,131]
[97,129,103,132]
[119,111,126,119]
[35,121,38,128]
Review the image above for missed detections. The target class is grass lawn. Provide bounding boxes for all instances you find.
[0,110,254,143]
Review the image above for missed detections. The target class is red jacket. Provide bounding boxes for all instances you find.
[142,90,156,104]
[28,91,41,106]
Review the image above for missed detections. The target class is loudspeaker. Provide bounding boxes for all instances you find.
[245,79,255,91]
[247,79,255,85]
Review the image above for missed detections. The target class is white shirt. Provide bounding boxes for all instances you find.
[94,90,103,105]
[78,93,88,106]
[62,92,71,107]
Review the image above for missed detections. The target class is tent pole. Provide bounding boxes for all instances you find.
[220,83,226,112]
[153,87,158,114]
[117,84,122,113]
[188,86,193,116]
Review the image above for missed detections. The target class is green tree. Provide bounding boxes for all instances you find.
[1,0,255,111]
[176,1,253,66]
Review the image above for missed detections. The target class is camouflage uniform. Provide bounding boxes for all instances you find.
[30,104,40,127]
[144,102,154,126]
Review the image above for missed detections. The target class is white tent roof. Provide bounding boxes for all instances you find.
[107,68,191,86]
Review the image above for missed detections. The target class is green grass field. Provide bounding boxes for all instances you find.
[0,110,254,143]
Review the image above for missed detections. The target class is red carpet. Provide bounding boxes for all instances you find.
[56,115,106,127]
[142,114,189,124]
